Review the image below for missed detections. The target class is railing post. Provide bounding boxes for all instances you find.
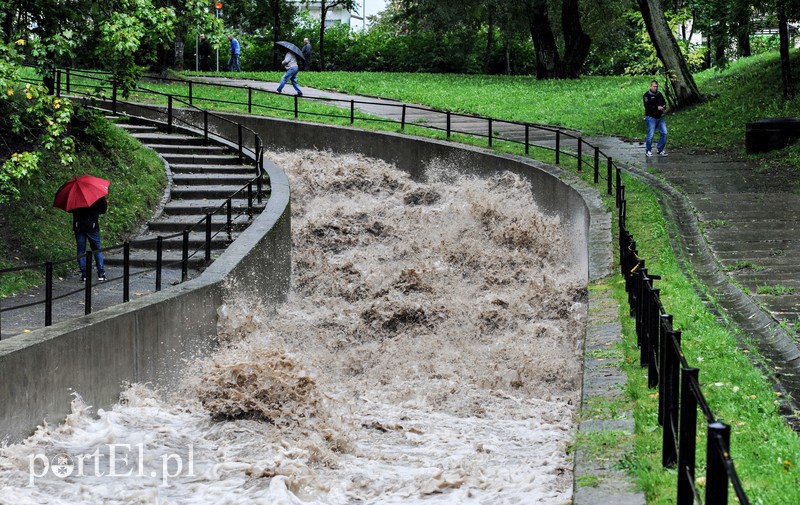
[488,118,493,147]
[45,261,53,326]
[658,313,673,424]
[167,95,173,134]
[56,70,62,97]
[226,199,233,242]
[188,81,193,106]
[112,78,118,115]
[85,253,93,315]
[247,182,253,219]
[205,214,212,263]
[401,104,406,129]
[677,367,699,505]
[66,68,71,94]
[446,111,451,139]
[577,137,583,171]
[294,95,299,118]
[350,100,355,123]
[616,167,622,208]
[607,157,613,195]
[662,330,681,467]
[181,229,189,282]
[705,422,731,505]
[248,87,252,113]
[555,131,560,164]
[123,242,130,303]
[155,236,163,292]
[594,146,600,183]
[522,124,528,154]
[648,287,660,388]
[238,124,243,163]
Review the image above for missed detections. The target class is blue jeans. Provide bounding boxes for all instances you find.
[76,230,105,276]
[645,116,667,153]
[277,67,302,95]
[228,54,240,72]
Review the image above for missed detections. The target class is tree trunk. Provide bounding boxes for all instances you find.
[526,0,560,78]
[559,0,591,78]
[732,2,751,57]
[637,0,702,109]
[174,32,185,71]
[483,6,494,75]
[319,2,328,71]
[777,1,796,98]
[272,0,282,70]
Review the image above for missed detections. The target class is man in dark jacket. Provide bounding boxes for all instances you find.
[72,197,107,281]
[302,38,312,71]
[198,34,212,71]
[643,80,668,157]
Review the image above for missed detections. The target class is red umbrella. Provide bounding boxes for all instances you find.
[53,174,110,212]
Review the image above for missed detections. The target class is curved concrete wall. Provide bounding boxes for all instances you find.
[0,108,610,443]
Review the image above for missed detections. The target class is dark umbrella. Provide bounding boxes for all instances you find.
[53,174,110,212]
[276,41,305,62]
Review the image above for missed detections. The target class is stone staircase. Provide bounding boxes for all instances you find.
[105,119,268,270]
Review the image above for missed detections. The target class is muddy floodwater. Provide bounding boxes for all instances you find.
[1,151,587,504]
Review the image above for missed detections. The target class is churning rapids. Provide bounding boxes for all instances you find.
[1,150,587,504]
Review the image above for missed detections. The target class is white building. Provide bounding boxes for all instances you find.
[298,0,387,30]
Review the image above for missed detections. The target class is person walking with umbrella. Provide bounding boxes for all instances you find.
[276,41,304,96]
[53,175,109,282]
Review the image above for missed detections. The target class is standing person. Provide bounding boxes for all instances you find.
[643,80,668,157]
[227,34,241,72]
[198,34,212,71]
[302,38,312,71]
[276,47,303,96]
[72,196,107,282]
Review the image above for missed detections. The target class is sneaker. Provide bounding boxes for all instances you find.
[276,88,282,94]
[645,151,652,157]
[80,274,87,282]
[658,150,668,156]
[98,273,107,282]
[296,92,303,97]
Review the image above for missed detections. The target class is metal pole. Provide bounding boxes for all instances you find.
[45,262,53,326]
[123,242,130,303]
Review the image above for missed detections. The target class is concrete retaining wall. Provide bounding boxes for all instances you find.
[0,107,610,443]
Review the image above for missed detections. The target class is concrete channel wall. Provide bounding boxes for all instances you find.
[0,108,610,443]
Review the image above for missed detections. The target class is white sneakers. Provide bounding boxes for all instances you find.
[646,151,652,157]
[658,150,668,156]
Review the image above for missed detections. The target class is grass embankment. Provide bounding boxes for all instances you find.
[182,51,800,503]
[0,115,166,296]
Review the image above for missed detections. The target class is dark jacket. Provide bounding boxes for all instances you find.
[199,38,212,58]
[302,43,312,70]
[643,90,666,119]
[72,197,107,234]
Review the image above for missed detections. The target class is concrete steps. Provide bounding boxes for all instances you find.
[106,119,268,269]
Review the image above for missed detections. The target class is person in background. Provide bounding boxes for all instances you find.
[198,34,212,71]
[302,38,312,71]
[227,34,241,72]
[276,46,303,96]
[643,80,668,157]
[72,196,107,282]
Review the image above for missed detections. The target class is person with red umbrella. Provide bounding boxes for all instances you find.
[53,175,109,282]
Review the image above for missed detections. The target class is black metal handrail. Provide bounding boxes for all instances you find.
[1,69,270,339]
[619,197,751,505]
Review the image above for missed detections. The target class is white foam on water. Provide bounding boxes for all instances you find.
[0,150,586,504]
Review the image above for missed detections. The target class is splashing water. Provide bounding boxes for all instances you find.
[0,150,587,504]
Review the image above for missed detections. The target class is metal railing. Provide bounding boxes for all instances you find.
[1,69,269,339]
[619,186,751,505]
[7,66,753,503]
